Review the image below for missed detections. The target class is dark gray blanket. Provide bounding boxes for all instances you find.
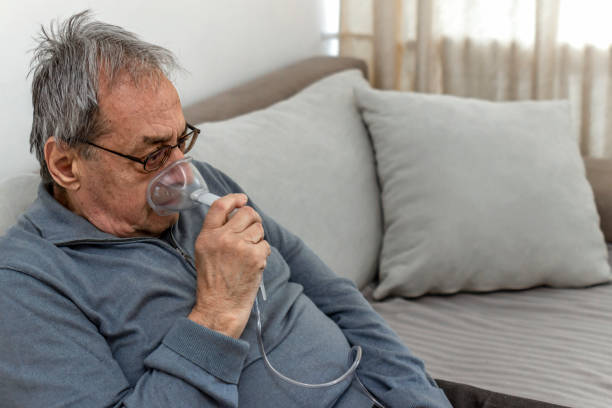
[436,380,570,408]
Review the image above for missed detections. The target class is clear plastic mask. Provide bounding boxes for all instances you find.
[146,157,219,216]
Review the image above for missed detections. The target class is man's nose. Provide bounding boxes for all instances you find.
[164,159,194,188]
[162,163,188,187]
[170,145,185,161]
[161,146,186,174]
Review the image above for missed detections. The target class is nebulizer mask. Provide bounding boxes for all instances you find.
[147,157,386,402]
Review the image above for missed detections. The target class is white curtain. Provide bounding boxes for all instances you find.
[339,0,612,157]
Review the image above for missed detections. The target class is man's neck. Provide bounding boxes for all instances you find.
[51,182,171,238]
[52,183,75,212]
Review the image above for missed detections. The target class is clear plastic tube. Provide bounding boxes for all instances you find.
[355,374,386,408]
[254,294,387,407]
[253,295,361,388]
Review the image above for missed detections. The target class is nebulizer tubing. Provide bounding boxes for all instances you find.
[147,157,386,404]
[253,294,362,388]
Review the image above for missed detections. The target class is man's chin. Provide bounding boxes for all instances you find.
[143,212,180,236]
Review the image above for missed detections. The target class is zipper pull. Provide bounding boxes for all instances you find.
[176,246,193,263]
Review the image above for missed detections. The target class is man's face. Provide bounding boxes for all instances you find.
[73,72,186,237]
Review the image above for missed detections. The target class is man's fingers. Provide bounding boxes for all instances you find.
[242,222,265,244]
[261,239,272,258]
[203,194,248,229]
[225,205,263,233]
[253,239,272,270]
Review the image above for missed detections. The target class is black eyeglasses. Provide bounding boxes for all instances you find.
[86,123,200,172]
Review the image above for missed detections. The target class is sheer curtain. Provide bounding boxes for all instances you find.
[339,0,612,157]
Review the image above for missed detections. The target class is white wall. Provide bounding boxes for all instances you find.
[0,0,327,180]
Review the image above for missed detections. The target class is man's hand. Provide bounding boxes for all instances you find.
[188,194,271,338]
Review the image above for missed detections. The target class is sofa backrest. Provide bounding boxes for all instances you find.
[183,56,368,124]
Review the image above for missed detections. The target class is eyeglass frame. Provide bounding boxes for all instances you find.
[85,123,200,172]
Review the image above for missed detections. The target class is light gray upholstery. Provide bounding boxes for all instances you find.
[356,87,611,299]
[191,70,382,288]
[0,173,40,236]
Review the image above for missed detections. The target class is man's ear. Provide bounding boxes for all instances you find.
[44,137,81,191]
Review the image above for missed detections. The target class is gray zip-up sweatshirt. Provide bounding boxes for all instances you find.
[0,161,451,408]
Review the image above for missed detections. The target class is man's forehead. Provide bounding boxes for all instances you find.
[96,72,183,142]
[98,73,180,116]
[93,73,184,151]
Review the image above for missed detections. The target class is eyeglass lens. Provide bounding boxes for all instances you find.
[144,132,197,171]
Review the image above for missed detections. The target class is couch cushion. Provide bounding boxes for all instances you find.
[0,173,40,236]
[191,69,382,288]
[356,87,612,299]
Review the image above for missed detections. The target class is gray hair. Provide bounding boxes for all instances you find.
[29,10,180,184]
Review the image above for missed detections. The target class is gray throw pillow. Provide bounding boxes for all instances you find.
[191,70,382,288]
[356,87,612,299]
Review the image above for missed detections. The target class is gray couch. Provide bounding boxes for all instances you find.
[183,56,612,408]
[2,56,611,408]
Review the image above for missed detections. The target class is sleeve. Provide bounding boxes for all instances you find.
[0,268,248,408]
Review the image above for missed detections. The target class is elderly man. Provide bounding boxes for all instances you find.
[2,11,561,408]
[0,11,450,408]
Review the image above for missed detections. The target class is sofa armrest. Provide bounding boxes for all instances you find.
[584,157,612,242]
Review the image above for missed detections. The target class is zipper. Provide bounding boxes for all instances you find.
[169,227,195,267]
[175,245,191,262]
